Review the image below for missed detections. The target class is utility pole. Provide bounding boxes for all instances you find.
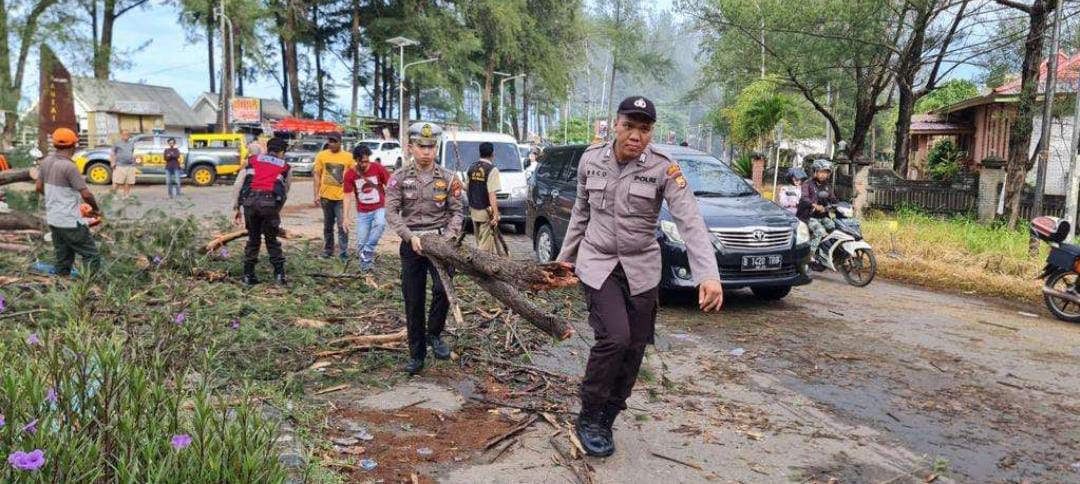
[1064,66,1080,242]
[1031,2,1064,254]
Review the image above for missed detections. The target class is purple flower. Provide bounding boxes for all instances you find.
[0,294,6,313]
[7,449,45,471]
[219,247,229,258]
[21,419,37,434]
[174,312,186,325]
[25,333,40,346]
[230,319,240,330]
[0,414,5,428]
[171,434,192,450]
[152,255,163,267]
[45,387,57,404]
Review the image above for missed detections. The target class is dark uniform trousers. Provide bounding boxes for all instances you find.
[243,192,285,267]
[581,264,659,412]
[50,225,101,275]
[400,239,454,360]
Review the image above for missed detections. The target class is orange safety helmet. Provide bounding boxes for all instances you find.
[52,128,78,148]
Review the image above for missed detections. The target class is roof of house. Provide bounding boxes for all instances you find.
[192,92,291,121]
[73,77,203,127]
[910,114,973,134]
[937,51,1080,114]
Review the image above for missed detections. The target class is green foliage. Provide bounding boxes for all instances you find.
[730,154,754,178]
[926,139,964,181]
[915,80,980,114]
[555,117,593,144]
[719,76,799,149]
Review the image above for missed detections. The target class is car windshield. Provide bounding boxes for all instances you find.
[444,141,523,172]
[359,142,380,151]
[677,155,757,197]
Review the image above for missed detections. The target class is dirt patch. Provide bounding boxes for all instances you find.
[325,405,522,482]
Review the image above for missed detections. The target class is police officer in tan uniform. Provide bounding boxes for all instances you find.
[385,122,465,375]
[557,96,724,457]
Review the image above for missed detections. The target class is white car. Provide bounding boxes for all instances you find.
[356,139,403,168]
[437,131,529,233]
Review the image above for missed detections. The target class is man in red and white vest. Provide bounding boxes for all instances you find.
[233,137,293,285]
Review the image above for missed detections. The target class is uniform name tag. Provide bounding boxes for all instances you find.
[586,169,608,177]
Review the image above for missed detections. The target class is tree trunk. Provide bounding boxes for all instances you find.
[372,53,381,118]
[277,24,289,110]
[95,0,117,79]
[207,0,216,93]
[605,54,618,139]
[285,0,303,117]
[1003,0,1054,229]
[401,79,411,126]
[892,86,915,176]
[509,80,519,139]
[413,80,421,120]
[381,55,391,119]
[349,0,361,126]
[482,54,496,130]
[0,212,44,231]
[235,24,244,97]
[312,1,325,120]
[0,0,57,149]
[219,7,233,132]
[0,168,34,185]
[522,74,530,142]
[417,235,576,340]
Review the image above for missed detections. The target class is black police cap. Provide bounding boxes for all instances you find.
[617,96,656,122]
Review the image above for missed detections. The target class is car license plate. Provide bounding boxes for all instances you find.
[741,254,782,271]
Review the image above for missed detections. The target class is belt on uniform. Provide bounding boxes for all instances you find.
[249,191,276,197]
[411,228,444,236]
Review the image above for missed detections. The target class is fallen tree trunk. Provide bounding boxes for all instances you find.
[0,242,32,253]
[418,234,577,340]
[201,228,293,253]
[0,168,35,186]
[0,212,45,231]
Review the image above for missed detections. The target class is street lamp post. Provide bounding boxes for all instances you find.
[495,72,525,134]
[387,36,418,147]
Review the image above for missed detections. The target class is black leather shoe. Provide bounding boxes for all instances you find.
[274,265,288,286]
[243,274,259,286]
[404,358,425,375]
[601,405,620,432]
[575,407,614,457]
[428,336,451,360]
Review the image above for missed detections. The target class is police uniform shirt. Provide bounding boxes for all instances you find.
[556,142,720,295]
[385,163,464,242]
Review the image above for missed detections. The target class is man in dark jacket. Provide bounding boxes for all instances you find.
[797,159,839,254]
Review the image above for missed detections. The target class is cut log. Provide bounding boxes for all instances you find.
[328,328,407,346]
[0,212,45,231]
[201,228,292,253]
[0,242,33,253]
[418,235,577,291]
[0,168,35,186]
[417,234,576,340]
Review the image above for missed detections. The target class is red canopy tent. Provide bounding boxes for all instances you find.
[271,117,343,134]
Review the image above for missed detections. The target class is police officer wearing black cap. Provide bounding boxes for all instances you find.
[557,96,723,457]
[233,137,293,285]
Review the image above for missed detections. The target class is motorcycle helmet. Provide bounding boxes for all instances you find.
[787,167,807,181]
[811,159,833,173]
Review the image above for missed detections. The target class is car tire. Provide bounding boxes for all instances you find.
[534,223,557,263]
[751,285,791,300]
[189,165,217,187]
[85,162,112,185]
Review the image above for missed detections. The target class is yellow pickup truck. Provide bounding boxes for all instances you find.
[74,133,248,186]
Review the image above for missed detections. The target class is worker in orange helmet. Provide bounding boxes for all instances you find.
[35,128,102,276]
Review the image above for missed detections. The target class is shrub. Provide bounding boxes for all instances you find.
[926,139,964,181]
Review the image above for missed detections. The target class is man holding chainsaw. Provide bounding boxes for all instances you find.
[466,142,507,255]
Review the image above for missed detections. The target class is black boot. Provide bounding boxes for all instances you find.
[600,405,621,452]
[575,406,614,457]
[273,264,288,286]
[404,358,425,375]
[243,264,258,286]
[428,335,451,360]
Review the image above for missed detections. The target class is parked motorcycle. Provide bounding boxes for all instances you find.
[1031,216,1080,323]
[811,203,877,286]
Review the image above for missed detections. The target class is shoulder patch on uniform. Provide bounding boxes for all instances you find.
[584,142,606,152]
[451,178,462,197]
[666,163,682,177]
[674,174,687,188]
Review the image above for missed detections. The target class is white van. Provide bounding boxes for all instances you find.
[437,131,528,233]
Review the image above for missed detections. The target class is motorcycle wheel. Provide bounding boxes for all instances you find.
[1042,270,1080,323]
[839,248,876,287]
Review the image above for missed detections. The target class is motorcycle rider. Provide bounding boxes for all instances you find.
[778,167,807,215]
[797,159,839,255]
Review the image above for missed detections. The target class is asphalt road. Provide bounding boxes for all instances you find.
[77,181,1080,481]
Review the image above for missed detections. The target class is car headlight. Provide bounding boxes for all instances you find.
[660,220,684,244]
[511,186,527,199]
[796,221,810,245]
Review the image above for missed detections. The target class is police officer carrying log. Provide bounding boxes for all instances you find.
[233,137,293,286]
[557,96,724,457]
[385,122,465,375]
